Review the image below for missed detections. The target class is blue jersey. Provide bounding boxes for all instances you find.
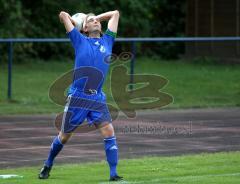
[67,28,116,95]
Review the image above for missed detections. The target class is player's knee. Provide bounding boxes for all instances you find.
[104,130,114,137]
[101,123,115,138]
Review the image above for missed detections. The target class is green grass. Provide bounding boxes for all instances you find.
[134,59,240,108]
[0,151,239,183]
[0,58,240,114]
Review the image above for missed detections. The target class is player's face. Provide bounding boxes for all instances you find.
[85,16,101,33]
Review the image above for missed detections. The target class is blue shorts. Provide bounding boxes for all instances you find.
[61,91,112,133]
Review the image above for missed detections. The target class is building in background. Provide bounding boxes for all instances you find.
[186,0,240,61]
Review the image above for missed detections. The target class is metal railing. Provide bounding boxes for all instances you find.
[1,36,240,100]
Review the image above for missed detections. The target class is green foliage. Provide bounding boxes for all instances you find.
[0,0,186,61]
[0,0,34,61]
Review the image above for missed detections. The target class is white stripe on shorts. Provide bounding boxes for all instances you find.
[61,95,72,132]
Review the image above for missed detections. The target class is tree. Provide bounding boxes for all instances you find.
[0,0,186,61]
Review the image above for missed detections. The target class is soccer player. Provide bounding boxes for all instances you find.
[38,10,122,181]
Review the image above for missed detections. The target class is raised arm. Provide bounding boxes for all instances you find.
[96,10,120,33]
[59,11,76,33]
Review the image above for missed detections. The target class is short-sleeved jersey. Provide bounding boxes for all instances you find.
[67,28,116,94]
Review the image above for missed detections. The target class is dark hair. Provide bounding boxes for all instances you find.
[81,13,103,37]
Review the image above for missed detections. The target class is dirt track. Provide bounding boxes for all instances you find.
[0,108,239,169]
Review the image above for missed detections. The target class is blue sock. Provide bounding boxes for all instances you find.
[44,136,64,167]
[104,136,118,177]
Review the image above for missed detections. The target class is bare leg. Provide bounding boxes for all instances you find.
[96,122,115,138]
[59,131,73,144]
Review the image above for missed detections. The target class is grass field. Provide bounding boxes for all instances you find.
[0,58,240,114]
[0,151,239,184]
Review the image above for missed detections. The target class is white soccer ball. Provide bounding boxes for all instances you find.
[71,13,87,31]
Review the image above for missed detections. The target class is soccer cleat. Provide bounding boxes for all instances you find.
[38,165,52,179]
[109,175,123,181]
